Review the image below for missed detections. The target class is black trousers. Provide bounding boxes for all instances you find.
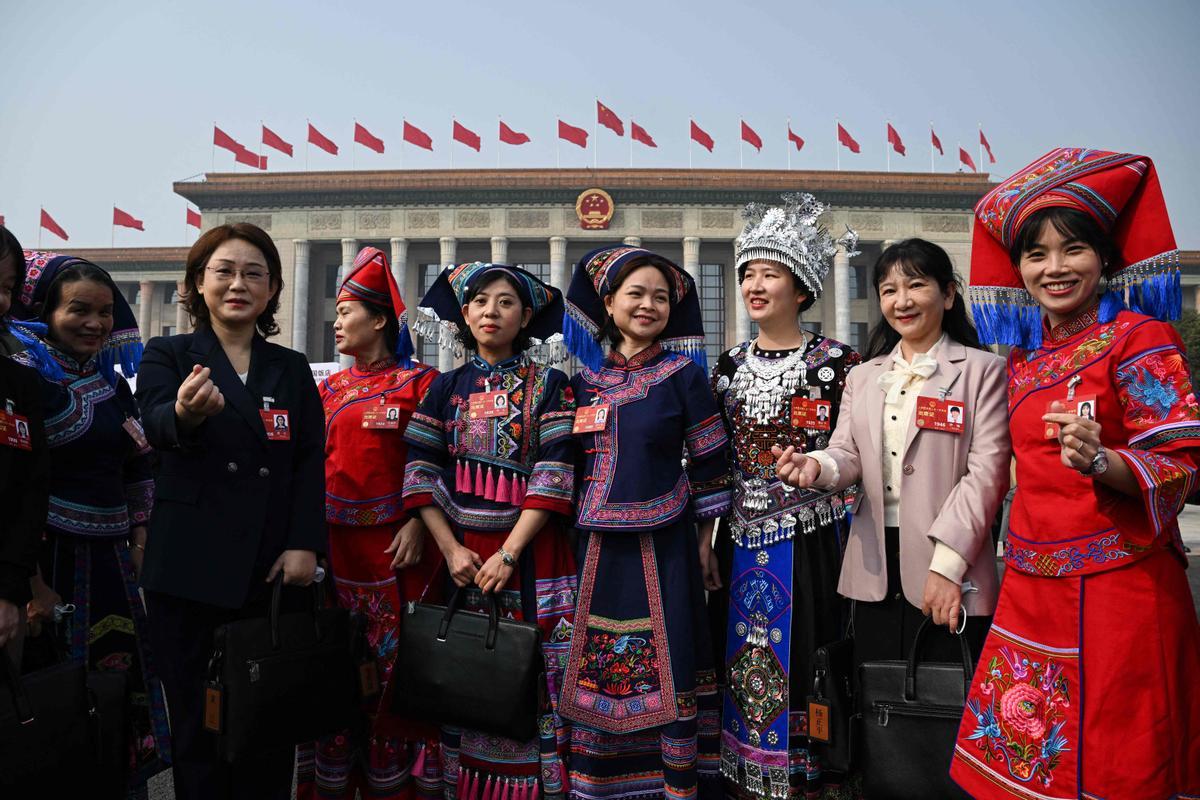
[144,588,299,800]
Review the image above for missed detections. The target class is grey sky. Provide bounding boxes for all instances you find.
[3,0,1197,248]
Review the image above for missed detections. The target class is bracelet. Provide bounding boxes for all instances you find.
[498,547,516,567]
[130,542,145,552]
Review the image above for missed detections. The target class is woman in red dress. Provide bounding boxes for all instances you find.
[299,247,441,800]
[950,148,1200,799]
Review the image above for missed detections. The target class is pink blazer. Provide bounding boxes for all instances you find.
[822,338,1010,615]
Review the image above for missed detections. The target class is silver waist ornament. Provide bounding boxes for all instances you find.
[729,340,808,425]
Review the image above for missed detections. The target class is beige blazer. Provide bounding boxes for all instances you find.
[821,338,1010,615]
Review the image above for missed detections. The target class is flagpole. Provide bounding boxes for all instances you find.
[211,121,216,173]
[449,120,454,169]
[629,126,633,168]
[353,119,357,171]
[556,136,560,170]
[739,123,744,170]
[978,124,983,176]
[497,116,502,169]
[930,123,935,173]
[836,120,840,172]
[886,122,891,173]
[593,100,598,170]
[38,206,42,248]
[306,119,310,172]
[688,122,693,169]
[786,118,792,170]
[111,205,115,248]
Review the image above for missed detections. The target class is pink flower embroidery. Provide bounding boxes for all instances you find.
[1000,683,1047,739]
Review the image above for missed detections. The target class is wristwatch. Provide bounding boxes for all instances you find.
[498,547,516,567]
[1081,447,1110,476]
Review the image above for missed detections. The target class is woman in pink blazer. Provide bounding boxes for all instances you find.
[775,238,1010,666]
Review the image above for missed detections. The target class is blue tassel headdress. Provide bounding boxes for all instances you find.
[563,245,708,374]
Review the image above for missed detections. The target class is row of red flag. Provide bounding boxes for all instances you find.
[33,206,202,242]
[212,102,996,169]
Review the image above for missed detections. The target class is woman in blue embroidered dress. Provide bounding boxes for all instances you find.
[402,262,577,800]
[11,252,169,798]
[559,245,732,800]
[709,196,861,800]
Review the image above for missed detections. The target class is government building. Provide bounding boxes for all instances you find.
[58,168,1200,370]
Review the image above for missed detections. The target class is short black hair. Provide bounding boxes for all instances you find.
[457,272,532,354]
[361,300,400,356]
[184,223,283,337]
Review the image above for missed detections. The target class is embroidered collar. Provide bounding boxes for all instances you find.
[1044,304,1099,345]
[45,340,98,380]
[470,351,526,373]
[606,342,664,371]
[351,356,397,376]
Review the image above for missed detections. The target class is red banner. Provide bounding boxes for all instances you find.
[788,125,805,151]
[262,125,293,157]
[113,207,145,231]
[40,209,68,241]
[887,123,906,156]
[354,122,385,154]
[213,125,241,155]
[403,121,433,151]
[597,101,624,136]
[558,119,588,149]
[690,120,714,152]
[631,121,657,148]
[307,123,338,156]
[234,146,264,169]
[931,127,944,155]
[959,147,977,172]
[453,121,481,152]
[186,208,202,229]
[499,121,530,145]
[980,129,996,163]
[837,123,860,154]
[741,121,762,151]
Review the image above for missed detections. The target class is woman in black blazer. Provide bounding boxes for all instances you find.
[135,223,325,800]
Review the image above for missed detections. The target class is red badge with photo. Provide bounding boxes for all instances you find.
[790,397,831,431]
[573,403,612,434]
[915,396,965,434]
[0,409,32,451]
[260,409,291,441]
[362,405,403,430]
[1045,394,1096,439]
[468,391,509,419]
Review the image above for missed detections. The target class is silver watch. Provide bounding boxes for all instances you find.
[1082,447,1109,476]
[498,547,516,567]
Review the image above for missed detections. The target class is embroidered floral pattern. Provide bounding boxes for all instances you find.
[1007,319,1132,406]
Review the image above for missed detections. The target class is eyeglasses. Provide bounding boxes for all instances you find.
[205,266,270,284]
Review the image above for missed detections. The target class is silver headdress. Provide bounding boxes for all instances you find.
[735,193,860,297]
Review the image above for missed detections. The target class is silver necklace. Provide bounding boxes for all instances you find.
[730,336,808,424]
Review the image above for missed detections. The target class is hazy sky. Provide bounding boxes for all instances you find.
[3,0,1198,248]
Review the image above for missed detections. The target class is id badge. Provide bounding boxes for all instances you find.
[1045,394,1096,439]
[362,405,402,430]
[915,396,965,434]
[260,409,291,441]
[573,403,611,434]
[468,391,509,419]
[790,397,831,430]
[0,409,32,451]
[122,417,150,451]
[807,698,832,743]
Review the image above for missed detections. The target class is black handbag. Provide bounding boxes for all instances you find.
[88,669,132,796]
[392,587,543,742]
[857,616,973,800]
[0,643,93,793]
[806,636,855,774]
[205,576,359,762]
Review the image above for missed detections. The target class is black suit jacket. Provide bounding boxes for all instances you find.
[0,356,50,605]
[134,327,326,609]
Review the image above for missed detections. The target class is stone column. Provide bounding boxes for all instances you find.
[833,246,851,345]
[339,239,358,367]
[291,239,311,357]
[175,280,188,334]
[1193,284,1200,312]
[389,237,408,300]
[622,236,642,248]
[138,280,154,340]
[733,242,751,343]
[437,237,458,372]
[491,236,508,265]
[682,236,701,285]
[549,236,568,293]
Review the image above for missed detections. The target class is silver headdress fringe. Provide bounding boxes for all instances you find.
[414,307,569,366]
[735,193,859,297]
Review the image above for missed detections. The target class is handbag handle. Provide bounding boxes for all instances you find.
[0,644,35,725]
[267,574,326,651]
[436,588,502,651]
[903,614,974,702]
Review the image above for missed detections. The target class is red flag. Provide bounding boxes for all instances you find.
[690,120,714,152]
[931,127,944,156]
[887,123,906,156]
[213,125,242,155]
[186,208,202,229]
[354,122,385,154]
[113,207,144,231]
[403,121,433,151]
[40,209,68,241]
[558,120,588,149]
[979,129,996,163]
[234,145,264,169]
[959,147,977,172]
[307,123,338,156]
[837,123,860,154]
[741,121,762,152]
[262,125,293,157]
[787,125,805,151]
[596,101,624,136]
[631,121,657,148]
[453,121,481,152]
[499,121,530,145]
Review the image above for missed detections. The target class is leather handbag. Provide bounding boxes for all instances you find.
[806,636,855,774]
[392,587,543,742]
[857,616,973,800]
[205,576,359,762]
[0,643,93,793]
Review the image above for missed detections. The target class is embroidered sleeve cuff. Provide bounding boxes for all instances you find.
[929,541,969,584]
[525,461,575,506]
[1110,447,1197,539]
[807,451,840,489]
[124,478,155,525]
[693,487,733,520]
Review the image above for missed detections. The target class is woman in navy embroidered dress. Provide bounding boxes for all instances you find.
[11,252,169,797]
[402,262,577,800]
[559,245,732,800]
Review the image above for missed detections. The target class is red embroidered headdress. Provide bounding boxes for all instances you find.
[337,246,414,366]
[969,147,1179,349]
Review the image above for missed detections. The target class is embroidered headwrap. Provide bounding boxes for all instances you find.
[970,147,1180,349]
[337,246,415,367]
[562,245,707,373]
[10,250,142,385]
[414,262,566,363]
[735,192,860,298]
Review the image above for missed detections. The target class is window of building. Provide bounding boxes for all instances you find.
[516,263,551,285]
[802,320,823,337]
[417,264,442,366]
[848,264,869,300]
[698,263,725,366]
[850,322,869,355]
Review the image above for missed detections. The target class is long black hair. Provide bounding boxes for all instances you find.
[864,238,984,360]
[457,271,532,354]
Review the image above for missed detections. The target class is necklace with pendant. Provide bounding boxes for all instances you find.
[730,336,808,425]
